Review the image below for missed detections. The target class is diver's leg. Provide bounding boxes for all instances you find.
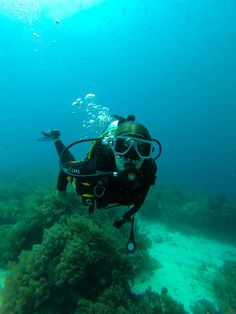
[54,138,75,163]
[39,129,75,162]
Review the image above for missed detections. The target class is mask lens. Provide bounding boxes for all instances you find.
[137,141,152,157]
[114,137,152,158]
[115,138,131,154]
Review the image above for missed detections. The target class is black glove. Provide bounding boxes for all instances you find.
[113,219,124,229]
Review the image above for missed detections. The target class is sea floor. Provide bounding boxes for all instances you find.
[0,222,235,313]
[132,221,236,313]
[0,272,5,290]
[0,270,7,307]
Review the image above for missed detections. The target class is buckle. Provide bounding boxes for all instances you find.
[94,180,106,197]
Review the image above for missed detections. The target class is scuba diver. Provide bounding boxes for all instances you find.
[39,115,162,253]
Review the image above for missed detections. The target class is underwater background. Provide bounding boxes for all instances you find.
[0,0,236,313]
[1,0,235,199]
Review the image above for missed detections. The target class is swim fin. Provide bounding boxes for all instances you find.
[37,129,61,141]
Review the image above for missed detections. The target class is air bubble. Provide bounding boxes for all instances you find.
[71,93,111,136]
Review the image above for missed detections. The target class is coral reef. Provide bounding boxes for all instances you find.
[77,286,186,314]
[190,299,222,314]
[0,188,77,266]
[213,260,236,314]
[142,182,236,243]
[0,185,186,314]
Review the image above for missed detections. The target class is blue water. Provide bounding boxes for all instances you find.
[0,0,235,199]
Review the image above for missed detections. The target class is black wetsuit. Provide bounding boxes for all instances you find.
[55,138,157,215]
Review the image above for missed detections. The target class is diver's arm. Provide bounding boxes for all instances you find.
[130,159,157,212]
[113,185,150,229]
[132,185,151,212]
[113,159,157,229]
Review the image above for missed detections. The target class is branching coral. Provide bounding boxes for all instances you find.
[190,298,222,314]
[213,260,236,313]
[0,184,188,314]
[77,285,186,314]
[141,183,236,244]
[0,188,78,267]
[0,211,161,313]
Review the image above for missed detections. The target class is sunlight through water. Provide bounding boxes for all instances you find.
[0,0,107,22]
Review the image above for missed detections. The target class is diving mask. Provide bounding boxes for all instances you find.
[112,136,153,159]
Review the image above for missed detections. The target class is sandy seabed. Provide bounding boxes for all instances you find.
[132,221,236,312]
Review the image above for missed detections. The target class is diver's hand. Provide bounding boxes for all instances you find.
[113,219,124,229]
[113,217,132,229]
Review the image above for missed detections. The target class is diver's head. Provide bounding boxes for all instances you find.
[113,121,152,173]
[115,121,151,139]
